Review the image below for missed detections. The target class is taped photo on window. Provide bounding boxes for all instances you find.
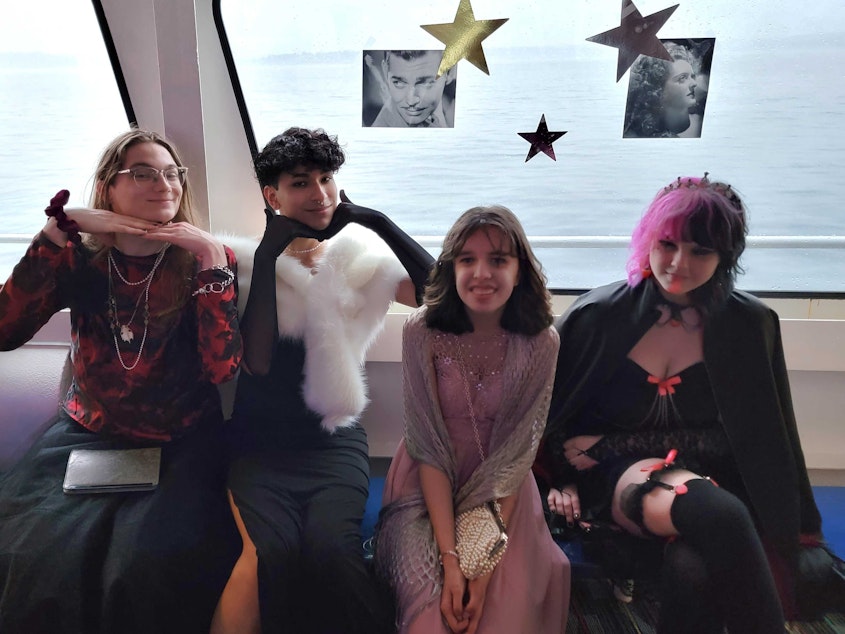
[362,50,457,128]
[623,38,715,139]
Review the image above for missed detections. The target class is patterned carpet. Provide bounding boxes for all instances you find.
[566,578,659,634]
[566,577,845,634]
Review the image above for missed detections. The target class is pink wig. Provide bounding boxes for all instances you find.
[626,176,747,290]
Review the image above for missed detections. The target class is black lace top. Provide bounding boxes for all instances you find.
[551,356,744,495]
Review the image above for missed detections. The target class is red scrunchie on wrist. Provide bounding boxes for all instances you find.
[44,189,81,245]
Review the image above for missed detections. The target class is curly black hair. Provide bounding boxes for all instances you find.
[253,127,346,189]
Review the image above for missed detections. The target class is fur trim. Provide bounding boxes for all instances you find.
[222,225,406,432]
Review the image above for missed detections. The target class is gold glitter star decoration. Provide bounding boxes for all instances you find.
[420,0,509,77]
[518,115,567,162]
[586,0,679,82]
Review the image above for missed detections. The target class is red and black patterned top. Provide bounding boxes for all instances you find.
[0,233,242,441]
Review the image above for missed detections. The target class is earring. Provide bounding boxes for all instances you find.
[641,265,652,279]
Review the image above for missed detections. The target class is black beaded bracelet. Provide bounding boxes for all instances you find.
[44,189,81,245]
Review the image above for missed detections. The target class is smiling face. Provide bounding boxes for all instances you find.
[385,51,448,127]
[263,166,338,230]
[454,227,520,330]
[662,59,697,112]
[107,142,182,224]
[649,237,720,303]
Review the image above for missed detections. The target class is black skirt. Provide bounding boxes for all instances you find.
[0,414,240,634]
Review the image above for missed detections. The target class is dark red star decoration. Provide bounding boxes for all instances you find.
[586,0,679,81]
[518,115,567,162]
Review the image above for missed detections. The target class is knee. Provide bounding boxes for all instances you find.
[302,512,362,564]
[691,482,755,533]
[256,540,301,574]
[301,532,358,570]
[670,479,758,545]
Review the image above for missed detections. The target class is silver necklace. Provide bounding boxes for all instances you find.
[114,286,146,343]
[107,245,169,370]
[108,248,163,286]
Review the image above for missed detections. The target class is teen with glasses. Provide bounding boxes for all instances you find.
[117,165,189,185]
[0,129,243,633]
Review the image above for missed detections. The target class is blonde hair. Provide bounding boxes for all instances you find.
[90,129,197,225]
[88,129,198,314]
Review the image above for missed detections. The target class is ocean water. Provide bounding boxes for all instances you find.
[1,42,844,291]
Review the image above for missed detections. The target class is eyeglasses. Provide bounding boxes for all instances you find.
[116,166,188,186]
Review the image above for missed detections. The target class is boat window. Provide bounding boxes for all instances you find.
[0,0,130,278]
[219,0,845,293]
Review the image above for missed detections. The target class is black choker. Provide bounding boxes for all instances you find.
[655,300,702,331]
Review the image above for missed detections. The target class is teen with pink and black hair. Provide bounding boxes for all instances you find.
[626,174,747,312]
[535,175,823,630]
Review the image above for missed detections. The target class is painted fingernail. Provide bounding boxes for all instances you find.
[574,513,580,520]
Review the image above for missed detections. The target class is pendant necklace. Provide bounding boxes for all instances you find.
[113,287,146,343]
[107,245,169,370]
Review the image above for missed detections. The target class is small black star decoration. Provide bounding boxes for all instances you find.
[518,115,567,162]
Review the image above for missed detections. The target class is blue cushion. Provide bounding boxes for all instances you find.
[362,476,385,543]
[814,486,845,557]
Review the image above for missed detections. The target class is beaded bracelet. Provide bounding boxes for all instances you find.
[192,264,235,296]
[439,549,460,566]
[44,189,81,245]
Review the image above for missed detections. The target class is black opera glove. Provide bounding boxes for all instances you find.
[335,191,382,225]
[255,213,323,261]
[337,190,434,304]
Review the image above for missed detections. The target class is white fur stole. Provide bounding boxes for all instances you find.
[223,225,406,432]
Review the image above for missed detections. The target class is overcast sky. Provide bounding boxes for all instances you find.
[1,0,842,58]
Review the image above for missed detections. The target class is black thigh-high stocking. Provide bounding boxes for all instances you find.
[658,540,723,634]
[666,479,785,633]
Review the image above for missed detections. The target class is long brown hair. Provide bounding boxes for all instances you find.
[87,129,198,314]
[424,205,552,336]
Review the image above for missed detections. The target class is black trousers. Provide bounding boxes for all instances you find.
[228,424,395,634]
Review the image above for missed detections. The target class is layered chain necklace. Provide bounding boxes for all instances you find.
[107,245,169,370]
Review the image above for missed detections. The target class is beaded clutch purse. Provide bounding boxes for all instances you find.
[455,500,509,579]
